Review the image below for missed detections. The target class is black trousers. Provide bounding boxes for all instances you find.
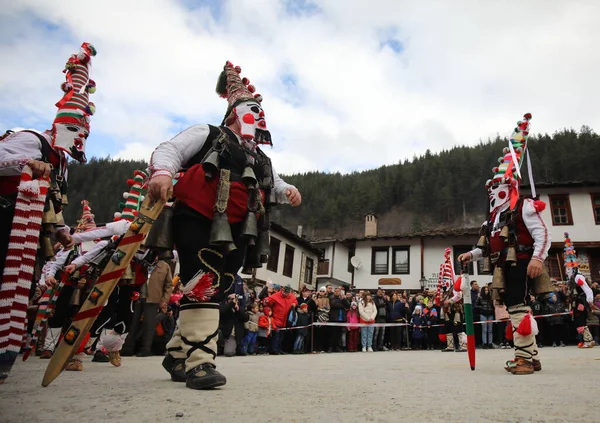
[173,209,247,303]
[90,285,138,336]
[503,259,531,308]
[48,284,76,330]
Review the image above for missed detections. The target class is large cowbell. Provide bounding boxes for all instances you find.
[202,151,220,180]
[209,211,236,253]
[257,229,270,263]
[241,211,258,245]
[241,245,262,275]
[145,206,175,260]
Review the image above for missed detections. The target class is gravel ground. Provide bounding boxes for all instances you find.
[0,347,598,423]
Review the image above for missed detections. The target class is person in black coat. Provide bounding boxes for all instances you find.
[475,286,495,349]
[219,293,249,357]
[328,287,350,352]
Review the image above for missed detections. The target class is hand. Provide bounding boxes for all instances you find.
[527,259,543,279]
[286,187,302,206]
[64,264,77,274]
[46,276,57,287]
[458,253,472,263]
[56,229,75,249]
[27,159,51,179]
[148,175,173,202]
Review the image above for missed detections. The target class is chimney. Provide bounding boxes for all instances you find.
[297,225,303,238]
[364,213,377,237]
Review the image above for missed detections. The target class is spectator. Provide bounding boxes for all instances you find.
[242,303,260,355]
[476,285,495,349]
[359,293,377,352]
[140,259,173,357]
[346,302,360,352]
[530,294,545,348]
[411,305,426,350]
[426,305,439,350]
[152,304,175,355]
[257,306,272,355]
[313,287,330,353]
[263,284,298,355]
[450,302,466,352]
[591,293,600,345]
[326,284,334,299]
[293,303,310,354]
[373,289,388,351]
[220,293,249,357]
[546,291,567,347]
[388,292,406,351]
[470,280,481,347]
[328,287,350,352]
[494,302,510,349]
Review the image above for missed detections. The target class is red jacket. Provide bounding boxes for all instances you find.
[263,291,298,329]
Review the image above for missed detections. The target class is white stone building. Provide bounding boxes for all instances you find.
[522,182,600,283]
[244,222,321,291]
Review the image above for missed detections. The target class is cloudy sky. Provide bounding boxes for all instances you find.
[1,0,599,174]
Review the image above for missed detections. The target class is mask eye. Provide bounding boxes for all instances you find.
[66,125,79,132]
[250,106,260,113]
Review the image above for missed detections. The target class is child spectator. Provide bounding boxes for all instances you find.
[450,302,466,352]
[411,305,426,350]
[257,306,272,355]
[346,302,360,352]
[426,306,439,350]
[293,303,310,354]
[242,303,260,355]
[359,293,377,352]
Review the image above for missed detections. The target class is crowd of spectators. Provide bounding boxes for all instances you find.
[123,272,600,357]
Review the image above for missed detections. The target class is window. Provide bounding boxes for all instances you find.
[392,246,410,274]
[283,244,295,277]
[476,259,491,275]
[304,257,314,285]
[371,247,389,275]
[549,194,573,225]
[453,246,474,275]
[591,193,600,225]
[267,237,280,272]
[545,251,565,281]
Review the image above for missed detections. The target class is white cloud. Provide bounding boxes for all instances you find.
[1,0,599,175]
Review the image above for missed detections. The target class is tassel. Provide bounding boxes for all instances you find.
[530,315,539,336]
[438,333,447,343]
[182,271,217,302]
[505,321,514,340]
[533,200,546,213]
[516,313,532,336]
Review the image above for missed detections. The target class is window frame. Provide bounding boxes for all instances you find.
[267,236,281,272]
[391,246,410,275]
[549,194,573,226]
[591,193,600,225]
[371,247,389,275]
[304,257,314,285]
[282,244,295,278]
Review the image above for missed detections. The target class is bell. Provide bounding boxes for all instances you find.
[202,151,220,180]
[242,245,262,272]
[90,249,110,267]
[499,226,509,239]
[476,235,487,249]
[209,212,234,245]
[42,201,57,225]
[145,206,174,256]
[482,257,491,273]
[61,194,69,206]
[42,236,55,260]
[242,167,257,188]
[241,265,253,275]
[257,229,270,257]
[121,264,134,281]
[241,211,258,241]
[506,246,517,265]
[260,255,269,264]
[222,242,238,255]
[70,283,84,306]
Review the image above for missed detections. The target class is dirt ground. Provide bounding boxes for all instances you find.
[0,347,598,423]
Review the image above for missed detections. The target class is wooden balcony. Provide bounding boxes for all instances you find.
[317,260,329,276]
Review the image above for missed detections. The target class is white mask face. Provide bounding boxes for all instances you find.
[52,121,89,163]
[488,183,510,212]
[233,101,271,145]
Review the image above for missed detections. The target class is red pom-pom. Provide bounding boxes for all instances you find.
[453,276,462,292]
[533,200,546,213]
[234,66,241,73]
[242,77,249,85]
[247,84,255,93]
[524,113,532,119]
[438,333,447,343]
[505,321,513,340]
[127,179,134,186]
[516,313,532,336]
[130,291,140,301]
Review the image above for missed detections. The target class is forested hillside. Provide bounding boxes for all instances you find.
[64,127,600,238]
